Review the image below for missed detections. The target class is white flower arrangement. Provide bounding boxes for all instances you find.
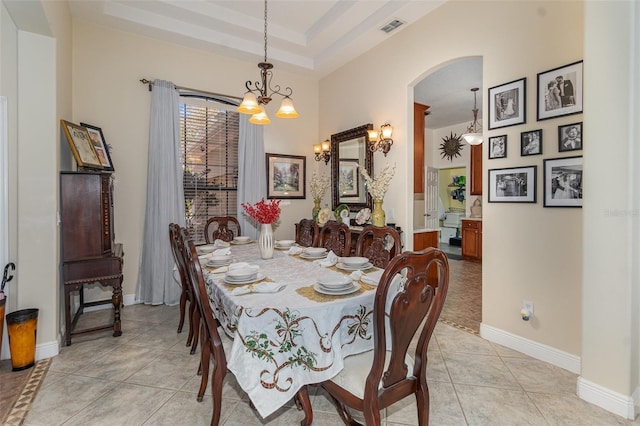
[309,172,330,201]
[360,163,396,200]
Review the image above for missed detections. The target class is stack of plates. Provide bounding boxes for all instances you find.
[196,244,216,255]
[314,276,360,295]
[275,240,295,250]
[205,254,232,267]
[300,247,327,259]
[336,257,373,271]
[224,266,263,285]
[231,236,252,245]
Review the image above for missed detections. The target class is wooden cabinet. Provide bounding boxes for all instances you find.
[461,219,482,261]
[60,171,123,345]
[413,230,439,286]
[470,144,482,195]
[413,103,430,194]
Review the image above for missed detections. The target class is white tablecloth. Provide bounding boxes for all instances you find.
[204,243,378,418]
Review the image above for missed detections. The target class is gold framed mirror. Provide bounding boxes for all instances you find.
[331,124,373,212]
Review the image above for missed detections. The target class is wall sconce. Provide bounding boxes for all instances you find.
[314,139,331,165]
[368,123,393,156]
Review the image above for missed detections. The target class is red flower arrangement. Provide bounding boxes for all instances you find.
[241,198,281,224]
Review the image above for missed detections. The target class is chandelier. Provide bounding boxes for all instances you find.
[461,87,483,145]
[237,0,298,125]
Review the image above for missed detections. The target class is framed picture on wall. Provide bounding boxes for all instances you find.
[488,166,537,203]
[544,156,583,207]
[537,60,583,121]
[488,77,526,129]
[60,120,103,170]
[488,135,507,159]
[558,122,583,152]
[266,153,306,199]
[338,159,360,197]
[80,122,115,171]
[521,129,543,156]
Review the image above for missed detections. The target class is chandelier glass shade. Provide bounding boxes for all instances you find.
[461,87,483,145]
[237,0,298,124]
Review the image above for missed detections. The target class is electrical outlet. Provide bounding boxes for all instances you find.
[523,301,534,316]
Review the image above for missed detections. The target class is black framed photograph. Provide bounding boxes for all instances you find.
[80,122,114,171]
[488,135,507,159]
[266,153,306,199]
[537,60,583,121]
[60,120,103,170]
[558,122,582,152]
[544,156,582,207]
[521,129,543,156]
[488,77,526,130]
[488,166,537,203]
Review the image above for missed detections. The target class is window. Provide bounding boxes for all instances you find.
[179,98,239,243]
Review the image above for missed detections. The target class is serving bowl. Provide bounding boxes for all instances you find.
[234,236,251,243]
[340,256,369,267]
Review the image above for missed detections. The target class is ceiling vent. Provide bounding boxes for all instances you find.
[380,19,406,34]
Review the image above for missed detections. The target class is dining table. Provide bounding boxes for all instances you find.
[202,241,383,419]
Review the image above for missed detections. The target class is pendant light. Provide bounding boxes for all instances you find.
[461,87,483,145]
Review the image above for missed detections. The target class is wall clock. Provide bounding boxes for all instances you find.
[439,132,464,161]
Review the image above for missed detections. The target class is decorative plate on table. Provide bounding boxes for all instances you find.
[335,204,349,221]
[355,208,371,225]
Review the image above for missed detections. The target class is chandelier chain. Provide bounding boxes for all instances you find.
[263,0,268,62]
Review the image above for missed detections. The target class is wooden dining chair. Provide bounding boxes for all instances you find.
[182,228,234,424]
[204,216,241,243]
[307,248,449,426]
[355,225,402,268]
[169,223,199,353]
[317,220,352,257]
[295,219,319,247]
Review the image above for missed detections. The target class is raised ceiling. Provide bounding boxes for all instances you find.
[69,0,481,129]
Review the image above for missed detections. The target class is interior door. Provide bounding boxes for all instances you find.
[425,166,439,229]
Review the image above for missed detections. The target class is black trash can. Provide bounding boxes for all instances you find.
[6,308,38,371]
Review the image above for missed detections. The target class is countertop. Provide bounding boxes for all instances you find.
[413,228,440,233]
[462,217,483,221]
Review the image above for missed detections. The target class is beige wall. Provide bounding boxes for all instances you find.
[71,21,319,299]
[321,1,583,355]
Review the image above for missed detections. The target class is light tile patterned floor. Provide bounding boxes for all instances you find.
[23,304,639,425]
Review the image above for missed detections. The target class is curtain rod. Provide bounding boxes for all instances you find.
[139,78,243,102]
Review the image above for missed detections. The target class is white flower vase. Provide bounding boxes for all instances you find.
[258,223,274,259]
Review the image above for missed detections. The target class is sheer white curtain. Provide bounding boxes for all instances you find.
[237,114,265,240]
[136,80,184,305]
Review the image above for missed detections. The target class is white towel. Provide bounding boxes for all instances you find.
[314,250,338,267]
[212,247,231,256]
[231,282,286,296]
[354,269,384,286]
[213,239,231,248]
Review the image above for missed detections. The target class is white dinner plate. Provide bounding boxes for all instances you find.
[313,282,361,296]
[299,252,328,260]
[274,245,293,250]
[318,275,352,288]
[336,262,373,271]
[231,239,254,245]
[223,273,265,285]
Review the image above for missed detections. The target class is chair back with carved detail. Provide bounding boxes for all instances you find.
[318,248,449,426]
[204,216,241,243]
[295,219,319,247]
[317,220,351,257]
[169,223,200,354]
[355,225,402,268]
[181,228,230,425]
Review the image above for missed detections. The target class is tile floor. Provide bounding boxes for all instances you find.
[22,304,639,425]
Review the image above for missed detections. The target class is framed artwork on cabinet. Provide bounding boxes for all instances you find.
[81,122,114,171]
[61,120,103,170]
[338,159,360,197]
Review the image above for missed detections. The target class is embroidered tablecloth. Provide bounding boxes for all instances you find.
[204,243,378,418]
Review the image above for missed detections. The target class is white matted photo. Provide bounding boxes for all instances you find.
[488,78,526,130]
[537,60,583,121]
[544,156,582,207]
[488,166,537,203]
[488,135,507,159]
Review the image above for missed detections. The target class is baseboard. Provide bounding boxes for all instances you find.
[479,322,581,374]
[35,339,59,361]
[577,377,637,420]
